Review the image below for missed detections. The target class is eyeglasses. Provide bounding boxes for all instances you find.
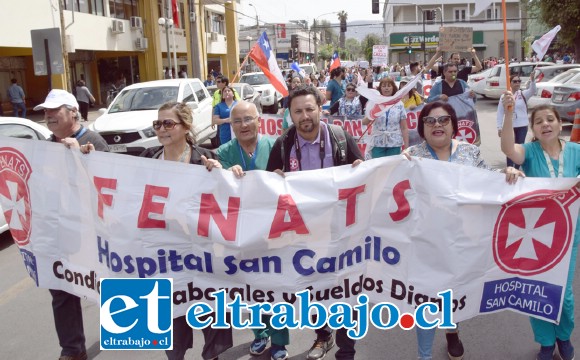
[346,88,356,92]
[423,115,452,126]
[216,80,222,83]
[231,116,259,126]
[512,80,522,83]
[152,119,181,130]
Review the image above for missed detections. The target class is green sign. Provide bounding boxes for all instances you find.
[390,31,483,48]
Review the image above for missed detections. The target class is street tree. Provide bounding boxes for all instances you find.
[361,34,382,63]
[528,0,580,59]
[345,38,362,59]
[337,11,348,49]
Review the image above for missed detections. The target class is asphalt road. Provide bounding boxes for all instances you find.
[0,98,576,360]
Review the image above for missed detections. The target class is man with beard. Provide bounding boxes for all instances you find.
[266,85,363,360]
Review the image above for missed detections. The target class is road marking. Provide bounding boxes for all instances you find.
[0,276,34,307]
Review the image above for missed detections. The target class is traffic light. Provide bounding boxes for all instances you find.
[288,49,293,59]
[306,54,310,60]
[407,47,412,54]
[372,0,379,14]
[291,34,298,49]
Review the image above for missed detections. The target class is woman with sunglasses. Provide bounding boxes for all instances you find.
[501,100,579,360]
[363,77,409,158]
[496,73,536,168]
[213,85,237,146]
[404,101,522,360]
[327,85,363,119]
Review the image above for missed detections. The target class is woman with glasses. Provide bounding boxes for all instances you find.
[327,85,363,119]
[213,85,237,146]
[496,73,536,168]
[404,101,522,360]
[363,77,409,158]
[138,102,228,360]
[501,101,579,360]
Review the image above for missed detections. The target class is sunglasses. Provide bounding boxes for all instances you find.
[512,80,522,83]
[346,88,356,92]
[152,119,181,130]
[423,115,452,126]
[216,80,222,83]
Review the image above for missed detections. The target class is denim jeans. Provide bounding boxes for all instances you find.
[506,126,528,168]
[49,289,86,357]
[11,102,26,118]
[415,325,460,359]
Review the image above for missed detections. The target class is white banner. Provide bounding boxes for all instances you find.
[1,138,579,324]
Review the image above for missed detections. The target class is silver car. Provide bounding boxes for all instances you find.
[550,75,580,122]
[528,69,580,109]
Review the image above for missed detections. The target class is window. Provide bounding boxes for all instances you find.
[182,83,195,103]
[191,81,207,102]
[486,8,500,20]
[0,124,45,140]
[64,0,105,15]
[206,11,224,34]
[109,0,138,20]
[453,8,467,22]
[423,10,435,23]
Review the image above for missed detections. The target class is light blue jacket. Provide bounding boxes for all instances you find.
[426,78,473,103]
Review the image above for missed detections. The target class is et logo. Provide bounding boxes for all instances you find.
[100,278,173,350]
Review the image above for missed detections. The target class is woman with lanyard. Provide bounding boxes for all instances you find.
[501,101,580,360]
[405,101,523,360]
[496,73,536,168]
[141,102,229,360]
[363,77,409,158]
[212,85,237,146]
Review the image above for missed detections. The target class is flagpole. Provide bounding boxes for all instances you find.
[502,0,511,93]
[232,50,252,84]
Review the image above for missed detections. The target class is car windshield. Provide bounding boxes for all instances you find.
[108,86,179,113]
[550,70,580,84]
[240,73,268,85]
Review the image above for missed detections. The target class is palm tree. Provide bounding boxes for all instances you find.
[337,11,348,49]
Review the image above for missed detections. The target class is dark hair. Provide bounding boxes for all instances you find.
[377,77,398,96]
[219,77,230,86]
[529,104,561,129]
[220,86,234,102]
[417,101,459,139]
[410,62,419,73]
[442,63,458,73]
[11,78,17,84]
[288,84,323,111]
[330,67,343,78]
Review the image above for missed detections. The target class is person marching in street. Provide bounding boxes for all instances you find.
[325,67,345,108]
[75,80,96,122]
[216,101,289,360]
[8,78,26,117]
[500,101,580,360]
[404,101,524,360]
[327,83,363,118]
[33,89,109,360]
[213,85,237,146]
[266,85,363,360]
[496,72,536,168]
[362,77,409,158]
[425,47,483,82]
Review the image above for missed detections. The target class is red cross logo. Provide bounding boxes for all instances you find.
[0,148,32,246]
[493,189,579,276]
[289,157,299,171]
[456,120,477,144]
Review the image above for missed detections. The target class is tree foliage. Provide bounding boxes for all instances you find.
[361,34,382,63]
[528,0,580,58]
[337,11,348,49]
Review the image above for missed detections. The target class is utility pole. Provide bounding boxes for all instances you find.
[58,0,71,91]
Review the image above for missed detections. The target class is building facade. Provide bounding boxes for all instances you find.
[0,0,240,113]
[382,0,525,65]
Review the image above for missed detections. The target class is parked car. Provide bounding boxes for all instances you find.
[89,79,217,155]
[299,63,318,76]
[207,83,263,114]
[483,62,554,99]
[0,117,52,234]
[550,75,580,122]
[528,68,580,109]
[239,72,283,114]
[467,68,493,97]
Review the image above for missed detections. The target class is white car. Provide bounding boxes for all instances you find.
[528,68,580,109]
[240,72,283,114]
[467,68,493,97]
[483,62,554,99]
[0,117,52,234]
[89,79,216,155]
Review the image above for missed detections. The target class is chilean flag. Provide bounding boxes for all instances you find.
[329,51,341,72]
[171,0,179,28]
[249,31,288,97]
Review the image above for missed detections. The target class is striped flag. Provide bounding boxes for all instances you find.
[329,51,341,72]
[249,31,289,96]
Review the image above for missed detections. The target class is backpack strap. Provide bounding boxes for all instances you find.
[327,124,347,165]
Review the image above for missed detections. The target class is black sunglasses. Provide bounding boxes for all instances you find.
[152,119,181,130]
[346,88,356,92]
[423,115,452,126]
[512,79,522,83]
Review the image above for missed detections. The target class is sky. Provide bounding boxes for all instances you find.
[236,0,385,27]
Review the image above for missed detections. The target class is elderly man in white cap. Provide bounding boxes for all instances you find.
[34,89,108,360]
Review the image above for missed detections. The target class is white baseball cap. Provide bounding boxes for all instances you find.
[34,89,79,111]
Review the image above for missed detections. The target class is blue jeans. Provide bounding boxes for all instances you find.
[506,126,528,168]
[416,325,460,359]
[11,102,26,118]
[49,289,86,357]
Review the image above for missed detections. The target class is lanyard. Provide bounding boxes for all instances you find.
[237,137,260,171]
[52,125,87,142]
[541,141,565,178]
[294,125,326,171]
[425,142,454,162]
